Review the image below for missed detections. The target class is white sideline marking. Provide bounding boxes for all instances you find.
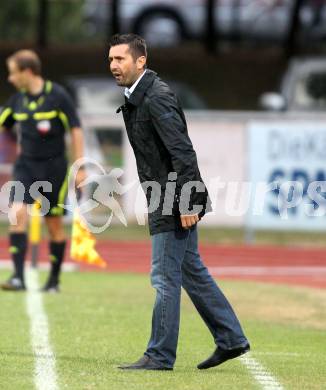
[26,269,58,390]
[240,353,284,390]
[254,351,300,357]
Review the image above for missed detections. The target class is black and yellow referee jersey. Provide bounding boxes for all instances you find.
[0,80,81,160]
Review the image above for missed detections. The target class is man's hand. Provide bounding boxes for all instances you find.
[180,214,199,229]
[75,168,87,189]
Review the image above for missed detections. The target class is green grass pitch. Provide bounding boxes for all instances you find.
[0,270,325,389]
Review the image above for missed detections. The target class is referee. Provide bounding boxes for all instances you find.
[0,50,85,292]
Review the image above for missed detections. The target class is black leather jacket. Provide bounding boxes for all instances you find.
[117,69,211,235]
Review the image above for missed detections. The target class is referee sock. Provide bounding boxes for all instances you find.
[9,232,27,282]
[48,241,66,285]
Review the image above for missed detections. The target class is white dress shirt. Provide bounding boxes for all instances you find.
[124,70,147,99]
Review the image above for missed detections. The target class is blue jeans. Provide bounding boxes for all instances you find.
[145,226,248,368]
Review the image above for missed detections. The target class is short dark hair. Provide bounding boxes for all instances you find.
[109,33,147,62]
[7,50,42,75]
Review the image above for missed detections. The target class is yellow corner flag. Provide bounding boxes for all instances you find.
[70,211,106,268]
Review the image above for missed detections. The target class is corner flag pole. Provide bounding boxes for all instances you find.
[29,200,42,268]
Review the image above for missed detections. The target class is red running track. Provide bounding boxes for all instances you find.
[0,239,325,289]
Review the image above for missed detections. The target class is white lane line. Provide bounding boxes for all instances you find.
[209,266,326,276]
[240,353,284,390]
[0,259,77,271]
[26,268,58,390]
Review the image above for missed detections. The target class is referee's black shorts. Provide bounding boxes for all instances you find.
[9,155,68,217]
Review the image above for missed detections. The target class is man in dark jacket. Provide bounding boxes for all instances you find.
[109,34,250,371]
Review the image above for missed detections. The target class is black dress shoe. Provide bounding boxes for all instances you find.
[197,342,250,370]
[118,355,173,371]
